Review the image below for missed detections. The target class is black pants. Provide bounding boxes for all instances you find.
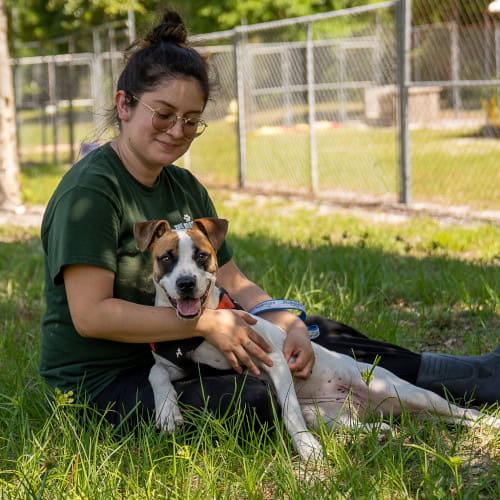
[92,364,278,428]
[91,316,421,427]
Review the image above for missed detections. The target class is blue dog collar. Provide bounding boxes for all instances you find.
[248,299,320,340]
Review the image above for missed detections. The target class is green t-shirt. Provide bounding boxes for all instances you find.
[40,143,232,399]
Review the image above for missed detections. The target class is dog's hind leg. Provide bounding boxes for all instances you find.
[362,363,500,429]
[149,363,184,432]
[440,407,500,429]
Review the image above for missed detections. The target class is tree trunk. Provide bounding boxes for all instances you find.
[0,0,23,211]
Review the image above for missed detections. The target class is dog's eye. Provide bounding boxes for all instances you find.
[159,253,172,263]
[157,251,177,272]
[196,251,209,262]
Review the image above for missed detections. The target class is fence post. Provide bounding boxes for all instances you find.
[306,22,318,195]
[374,11,383,84]
[450,21,462,115]
[47,60,59,166]
[127,8,136,43]
[283,49,293,127]
[91,53,105,133]
[67,39,76,164]
[497,23,500,104]
[13,64,22,161]
[109,26,119,90]
[397,0,411,205]
[339,44,347,122]
[92,29,106,131]
[234,27,247,188]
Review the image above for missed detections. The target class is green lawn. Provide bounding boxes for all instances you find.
[188,121,500,211]
[1,169,499,497]
[17,112,500,212]
[20,164,69,206]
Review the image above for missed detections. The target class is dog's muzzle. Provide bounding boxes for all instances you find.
[164,277,214,319]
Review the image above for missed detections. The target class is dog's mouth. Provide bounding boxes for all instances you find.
[167,282,213,319]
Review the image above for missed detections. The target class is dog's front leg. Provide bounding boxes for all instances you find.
[191,327,323,461]
[263,351,324,461]
[149,363,184,432]
[252,319,324,462]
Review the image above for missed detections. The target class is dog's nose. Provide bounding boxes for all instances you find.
[176,275,196,295]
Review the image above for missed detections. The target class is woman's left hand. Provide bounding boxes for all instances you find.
[216,260,316,378]
[282,322,315,378]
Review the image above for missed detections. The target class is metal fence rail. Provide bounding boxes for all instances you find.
[11,0,500,217]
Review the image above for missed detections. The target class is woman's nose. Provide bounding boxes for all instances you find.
[166,118,185,138]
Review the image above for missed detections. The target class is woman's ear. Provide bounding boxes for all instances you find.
[115,90,132,122]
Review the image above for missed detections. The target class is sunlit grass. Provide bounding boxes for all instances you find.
[1,178,499,497]
[19,116,500,211]
[20,164,68,206]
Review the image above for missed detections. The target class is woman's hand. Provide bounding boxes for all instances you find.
[215,259,315,378]
[258,310,315,379]
[200,309,274,376]
[282,322,315,378]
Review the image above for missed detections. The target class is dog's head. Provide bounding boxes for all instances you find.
[134,217,228,319]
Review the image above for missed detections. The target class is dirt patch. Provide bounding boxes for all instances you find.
[0,205,44,229]
[2,186,499,234]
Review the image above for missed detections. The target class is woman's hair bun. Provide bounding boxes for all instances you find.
[144,9,188,46]
[116,7,211,109]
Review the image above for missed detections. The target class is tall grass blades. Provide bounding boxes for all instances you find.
[1,186,499,498]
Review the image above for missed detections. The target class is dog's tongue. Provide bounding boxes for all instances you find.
[177,298,202,317]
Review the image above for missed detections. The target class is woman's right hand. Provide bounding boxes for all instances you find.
[200,309,274,376]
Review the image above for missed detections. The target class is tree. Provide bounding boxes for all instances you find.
[0,0,22,211]
[6,0,143,55]
[167,0,385,34]
[3,1,424,49]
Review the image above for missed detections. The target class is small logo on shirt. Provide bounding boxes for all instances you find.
[173,214,193,231]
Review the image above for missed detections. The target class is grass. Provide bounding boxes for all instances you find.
[186,121,500,211]
[1,166,499,497]
[20,164,69,206]
[18,114,500,211]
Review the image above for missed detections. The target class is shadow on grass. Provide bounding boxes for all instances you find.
[1,230,497,373]
[1,233,499,497]
[0,232,498,429]
[231,232,499,349]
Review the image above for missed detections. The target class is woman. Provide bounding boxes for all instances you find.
[40,10,499,428]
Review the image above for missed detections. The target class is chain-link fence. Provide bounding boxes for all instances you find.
[11,1,500,217]
[188,2,400,206]
[407,0,500,214]
[12,19,130,165]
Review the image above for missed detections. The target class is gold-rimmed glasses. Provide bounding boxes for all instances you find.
[132,95,207,138]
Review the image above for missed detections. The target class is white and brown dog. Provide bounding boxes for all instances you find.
[134,217,500,461]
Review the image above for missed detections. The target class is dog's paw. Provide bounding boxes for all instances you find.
[476,414,500,429]
[156,407,184,433]
[294,431,324,462]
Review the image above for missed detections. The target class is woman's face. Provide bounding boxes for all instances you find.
[118,77,206,171]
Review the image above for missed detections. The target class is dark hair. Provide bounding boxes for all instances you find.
[116,9,210,106]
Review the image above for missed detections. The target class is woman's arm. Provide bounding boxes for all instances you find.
[64,264,194,342]
[63,264,273,375]
[217,260,315,378]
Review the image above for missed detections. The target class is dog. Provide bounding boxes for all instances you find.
[134,217,500,461]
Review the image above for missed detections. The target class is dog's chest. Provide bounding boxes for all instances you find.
[152,337,205,370]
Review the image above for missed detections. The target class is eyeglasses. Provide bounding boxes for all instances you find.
[132,95,207,138]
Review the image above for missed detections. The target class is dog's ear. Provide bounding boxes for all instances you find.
[134,220,171,252]
[192,218,228,251]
